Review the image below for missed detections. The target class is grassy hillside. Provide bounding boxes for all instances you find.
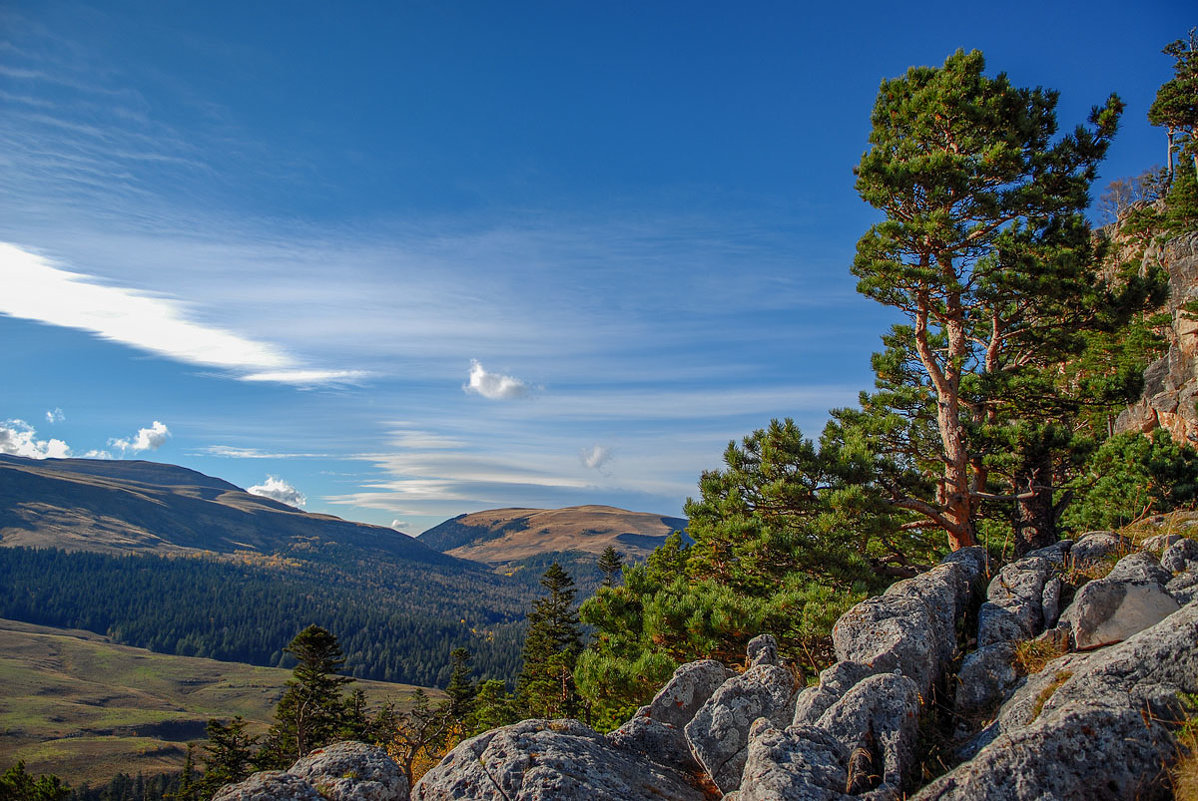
[0,619,436,786]
[420,505,688,563]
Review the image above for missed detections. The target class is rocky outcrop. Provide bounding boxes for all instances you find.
[1115,231,1198,443]
[412,719,712,801]
[212,743,408,801]
[917,598,1198,800]
[213,527,1198,801]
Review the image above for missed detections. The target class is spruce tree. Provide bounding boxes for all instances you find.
[261,625,354,764]
[597,546,624,587]
[443,647,476,724]
[199,717,258,797]
[516,563,583,720]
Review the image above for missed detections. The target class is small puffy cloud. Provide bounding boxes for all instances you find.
[45,408,64,423]
[580,444,612,471]
[247,475,307,508]
[464,359,529,400]
[82,449,114,460]
[109,420,170,453]
[390,519,409,531]
[0,419,70,459]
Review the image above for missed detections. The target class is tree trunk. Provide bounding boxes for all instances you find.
[1013,449,1057,557]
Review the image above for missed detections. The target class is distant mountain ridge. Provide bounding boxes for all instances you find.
[0,454,533,686]
[0,454,450,565]
[419,504,688,565]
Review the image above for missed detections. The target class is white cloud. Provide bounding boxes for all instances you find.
[580,444,612,471]
[247,475,307,508]
[463,359,529,400]
[390,519,409,531]
[0,243,360,386]
[45,407,64,423]
[0,419,71,459]
[200,445,324,459]
[238,369,368,385]
[109,420,170,453]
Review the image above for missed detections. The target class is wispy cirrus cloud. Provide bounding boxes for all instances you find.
[0,243,365,386]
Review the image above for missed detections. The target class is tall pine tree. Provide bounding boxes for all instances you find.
[853,48,1124,550]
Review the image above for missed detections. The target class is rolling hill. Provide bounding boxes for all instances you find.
[418,505,688,589]
[0,454,447,563]
[0,454,533,687]
[0,618,435,785]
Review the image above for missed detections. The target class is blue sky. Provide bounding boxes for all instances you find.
[0,1,1190,533]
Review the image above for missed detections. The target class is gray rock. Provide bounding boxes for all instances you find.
[1059,577,1180,650]
[288,742,409,801]
[1105,551,1171,585]
[974,603,1029,647]
[1024,539,1072,566]
[1141,532,1185,553]
[736,720,853,801]
[212,772,324,801]
[814,672,921,795]
[833,547,985,697]
[913,702,1176,801]
[792,661,876,727]
[642,658,730,729]
[606,713,699,773]
[1040,577,1062,629]
[977,557,1051,645]
[928,599,1198,800]
[954,641,1019,718]
[1069,530,1130,570]
[1161,537,1198,573]
[412,719,709,801]
[685,664,798,793]
[1168,571,1198,605]
[748,634,779,667]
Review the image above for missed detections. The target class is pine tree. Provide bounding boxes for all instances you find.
[597,546,624,588]
[261,625,354,764]
[1148,28,1198,177]
[853,48,1123,550]
[516,563,584,720]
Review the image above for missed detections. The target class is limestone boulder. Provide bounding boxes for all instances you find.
[977,557,1051,646]
[684,664,798,793]
[1161,536,1198,574]
[814,672,920,795]
[953,641,1019,718]
[412,719,710,801]
[288,742,409,801]
[924,599,1198,800]
[1068,530,1130,570]
[1059,554,1180,649]
[1168,571,1198,605]
[643,658,731,729]
[833,547,984,697]
[212,772,325,801]
[736,720,853,801]
[792,661,876,727]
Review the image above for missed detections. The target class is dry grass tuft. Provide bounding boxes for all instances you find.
[1173,695,1198,801]
[1012,638,1068,677]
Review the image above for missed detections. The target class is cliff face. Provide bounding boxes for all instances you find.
[1116,231,1198,443]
